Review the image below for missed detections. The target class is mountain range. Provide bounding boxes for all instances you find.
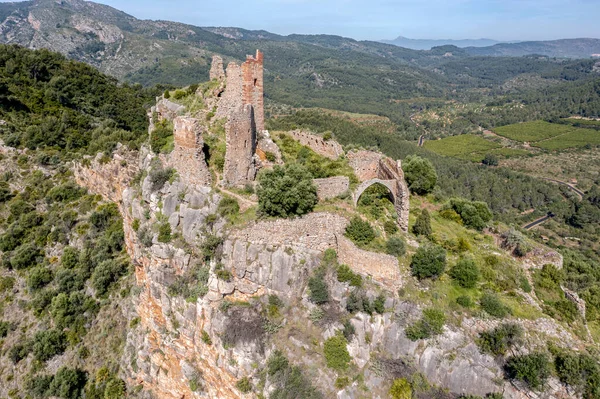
[380,36,503,50]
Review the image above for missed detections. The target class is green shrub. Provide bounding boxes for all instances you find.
[449,258,480,288]
[345,216,376,245]
[236,377,252,393]
[201,330,212,345]
[214,263,232,282]
[386,236,406,256]
[410,244,447,280]
[412,209,432,237]
[336,264,362,287]
[505,353,551,390]
[308,272,329,304]
[477,323,523,356]
[104,378,126,399]
[482,153,499,166]
[10,243,43,270]
[149,166,175,191]
[61,247,80,269]
[323,334,351,371]
[480,292,511,318]
[403,155,437,195]
[554,350,600,397]
[346,290,373,314]
[157,222,172,243]
[33,329,67,362]
[218,197,240,218]
[0,276,15,292]
[384,220,399,235]
[49,367,88,399]
[443,198,493,231]
[0,320,11,338]
[389,378,412,399]
[456,296,474,308]
[91,258,129,296]
[257,163,318,218]
[373,294,386,314]
[267,350,289,376]
[137,227,153,247]
[26,374,53,397]
[27,266,54,291]
[201,234,223,261]
[405,308,446,341]
[9,342,32,363]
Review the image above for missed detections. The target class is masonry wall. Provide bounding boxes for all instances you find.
[223,104,256,187]
[170,117,212,187]
[241,50,264,132]
[313,176,350,200]
[289,130,344,160]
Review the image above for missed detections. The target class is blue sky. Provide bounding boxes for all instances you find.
[3,0,600,41]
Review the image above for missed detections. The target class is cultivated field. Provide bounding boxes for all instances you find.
[493,121,579,142]
[534,129,600,150]
[424,134,501,159]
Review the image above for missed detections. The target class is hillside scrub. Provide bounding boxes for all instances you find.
[257,163,318,218]
[410,244,447,280]
[403,155,437,195]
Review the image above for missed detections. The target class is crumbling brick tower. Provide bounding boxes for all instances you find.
[241,50,265,132]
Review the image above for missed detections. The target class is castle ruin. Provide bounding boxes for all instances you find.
[212,51,265,187]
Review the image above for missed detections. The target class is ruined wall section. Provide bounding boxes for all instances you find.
[215,63,244,121]
[289,130,344,160]
[347,150,382,181]
[241,50,264,132]
[169,117,211,187]
[223,104,257,187]
[313,176,350,200]
[209,55,225,81]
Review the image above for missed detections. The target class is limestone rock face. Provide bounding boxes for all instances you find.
[209,55,225,80]
[223,104,257,187]
[170,117,211,187]
[155,98,185,122]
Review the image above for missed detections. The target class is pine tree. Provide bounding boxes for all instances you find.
[412,209,432,237]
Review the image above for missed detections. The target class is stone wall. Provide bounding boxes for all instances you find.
[170,117,211,187]
[223,104,257,187]
[215,62,244,121]
[313,176,350,200]
[289,130,344,160]
[241,50,264,132]
[347,150,382,181]
[215,51,264,133]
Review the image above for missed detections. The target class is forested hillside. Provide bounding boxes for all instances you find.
[0,45,155,154]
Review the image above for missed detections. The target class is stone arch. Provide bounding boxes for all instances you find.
[353,179,397,208]
[353,178,409,233]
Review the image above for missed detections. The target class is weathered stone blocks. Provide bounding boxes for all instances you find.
[171,116,211,187]
[223,104,257,187]
[289,130,344,160]
[313,176,350,200]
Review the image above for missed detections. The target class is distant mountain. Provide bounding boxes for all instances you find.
[464,38,600,59]
[381,36,502,50]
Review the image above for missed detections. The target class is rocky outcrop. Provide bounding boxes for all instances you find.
[154,98,185,122]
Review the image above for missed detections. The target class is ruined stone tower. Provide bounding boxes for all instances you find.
[241,50,264,132]
[213,50,265,187]
[223,104,257,186]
